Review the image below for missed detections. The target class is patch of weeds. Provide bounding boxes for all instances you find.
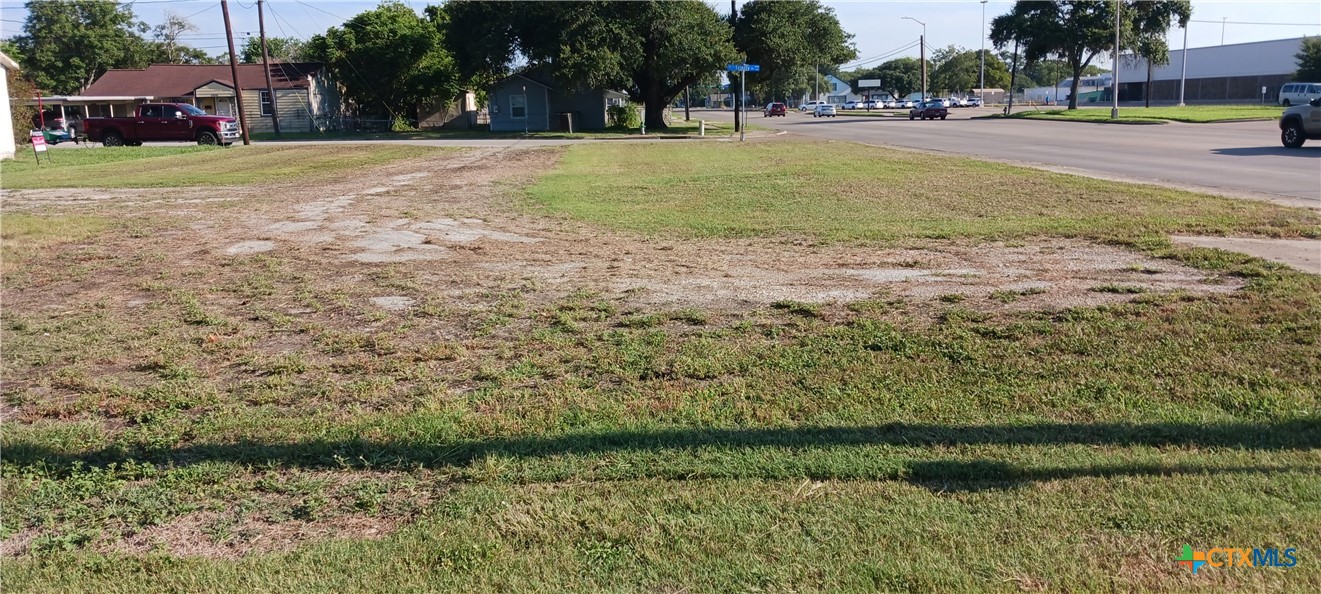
[989,287,1048,303]
[847,298,904,314]
[1090,284,1149,294]
[938,294,966,304]
[178,294,228,327]
[411,341,466,362]
[772,300,821,318]
[348,480,391,514]
[618,313,662,329]
[668,308,709,325]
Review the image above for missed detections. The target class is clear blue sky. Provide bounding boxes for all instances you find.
[2,0,1318,67]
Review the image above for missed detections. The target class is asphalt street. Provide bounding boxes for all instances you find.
[698,108,1321,209]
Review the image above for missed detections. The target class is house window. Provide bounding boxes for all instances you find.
[260,90,272,116]
[510,93,526,119]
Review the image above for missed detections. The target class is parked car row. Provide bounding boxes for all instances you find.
[828,96,987,110]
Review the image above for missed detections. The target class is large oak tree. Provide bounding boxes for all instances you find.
[305,1,460,120]
[990,0,1190,109]
[445,0,736,130]
[11,0,152,94]
[732,0,856,102]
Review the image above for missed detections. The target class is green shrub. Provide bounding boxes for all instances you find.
[607,104,641,129]
[391,116,417,132]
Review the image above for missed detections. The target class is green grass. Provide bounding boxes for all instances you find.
[3,142,1320,591]
[248,119,741,142]
[525,141,1320,241]
[1003,105,1284,124]
[0,144,445,189]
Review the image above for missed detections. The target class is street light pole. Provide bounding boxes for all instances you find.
[1111,0,1120,119]
[901,16,926,103]
[1178,22,1188,106]
[980,0,987,103]
[1221,17,1227,45]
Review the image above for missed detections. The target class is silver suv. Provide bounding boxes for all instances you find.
[1280,97,1321,148]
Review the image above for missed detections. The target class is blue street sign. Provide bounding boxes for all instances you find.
[726,63,760,72]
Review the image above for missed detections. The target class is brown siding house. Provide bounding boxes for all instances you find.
[82,63,340,133]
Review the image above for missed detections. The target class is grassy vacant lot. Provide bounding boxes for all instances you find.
[0,144,443,189]
[527,141,1319,241]
[3,141,1320,592]
[1004,105,1283,124]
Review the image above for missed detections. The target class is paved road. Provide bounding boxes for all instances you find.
[698,109,1321,209]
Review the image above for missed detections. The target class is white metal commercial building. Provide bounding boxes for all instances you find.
[1115,36,1307,104]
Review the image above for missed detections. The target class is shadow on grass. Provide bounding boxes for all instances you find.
[8,420,1317,491]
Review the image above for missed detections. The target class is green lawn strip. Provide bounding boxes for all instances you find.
[248,119,738,142]
[1000,105,1283,124]
[5,475,1318,593]
[525,142,1320,241]
[0,144,448,189]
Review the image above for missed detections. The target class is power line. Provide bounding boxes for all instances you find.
[841,40,923,69]
[1189,19,1321,27]
[294,0,348,21]
[841,40,922,70]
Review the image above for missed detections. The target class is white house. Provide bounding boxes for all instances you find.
[801,74,865,106]
[1,51,18,160]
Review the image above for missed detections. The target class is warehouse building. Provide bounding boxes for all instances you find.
[1114,36,1309,104]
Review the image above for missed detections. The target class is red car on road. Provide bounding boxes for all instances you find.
[909,100,949,120]
[763,102,787,117]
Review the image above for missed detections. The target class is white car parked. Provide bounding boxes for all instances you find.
[800,100,827,112]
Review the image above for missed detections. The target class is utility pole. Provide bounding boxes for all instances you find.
[980,0,987,103]
[731,0,740,133]
[1006,38,1019,114]
[1221,17,1226,45]
[221,0,251,145]
[902,17,926,103]
[258,0,280,135]
[815,63,819,102]
[1110,0,1120,119]
[920,35,926,103]
[1178,23,1188,106]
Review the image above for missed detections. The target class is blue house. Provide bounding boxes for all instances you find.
[488,70,628,132]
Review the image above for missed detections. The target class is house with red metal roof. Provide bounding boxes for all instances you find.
[79,62,339,134]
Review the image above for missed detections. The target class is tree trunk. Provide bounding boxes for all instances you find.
[642,79,668,130]
[1067,60,1083,110]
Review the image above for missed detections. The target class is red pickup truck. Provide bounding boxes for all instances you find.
[84,103,242,147]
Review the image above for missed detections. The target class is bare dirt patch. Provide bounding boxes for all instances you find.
[3,146,1242,319]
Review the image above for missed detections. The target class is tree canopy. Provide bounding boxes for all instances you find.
[931,50,1011,95]
[10,0,152,94]
[305,1,460,120]
[446,0,737,129]
[732,0,856,102]
[1295,37,1321,82]
[853,58,921,100]
[990,0,1190,109]
[241,37,305,64]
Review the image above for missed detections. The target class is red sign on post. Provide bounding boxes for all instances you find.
[30,131,47,152]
